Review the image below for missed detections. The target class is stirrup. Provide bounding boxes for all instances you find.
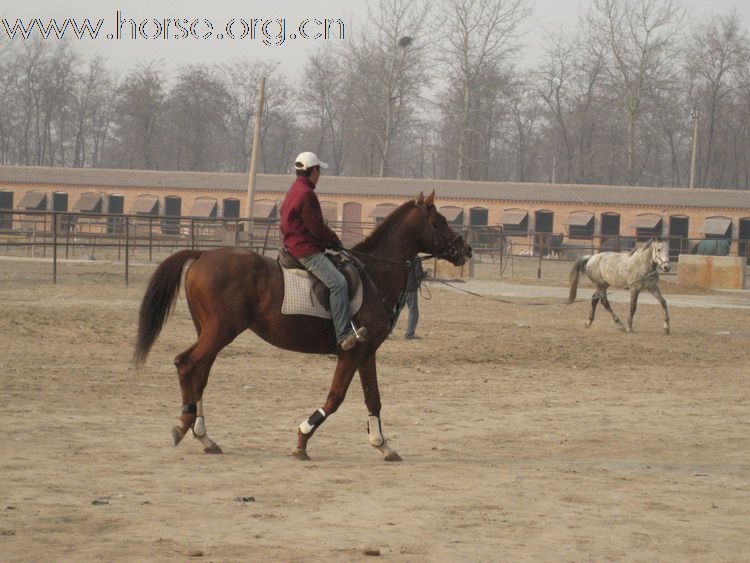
[350,321,367,342]
[339,326,367,351]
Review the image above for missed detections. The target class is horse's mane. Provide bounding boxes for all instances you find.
[353,200,417,253]
[628,240,650,255]
[629,237,663,255]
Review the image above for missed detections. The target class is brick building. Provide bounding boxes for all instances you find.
[2,165,750,256]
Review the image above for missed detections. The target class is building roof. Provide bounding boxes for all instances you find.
[563,211,595,227]
[17,190,47,210]
[131,194,159,215]
[701,216,733,236]
[72,192,102,212]
[500,209,529,225]
[1,165,750,210]
[631,214,663,229]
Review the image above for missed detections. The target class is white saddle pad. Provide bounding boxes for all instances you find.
[280,267,364,319]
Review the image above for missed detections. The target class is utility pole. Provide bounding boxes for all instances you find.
[551,156,556,184]
[245,77,266,224]
[689,108,699,188]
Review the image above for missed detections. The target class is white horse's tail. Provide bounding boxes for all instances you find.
[568,256,590,303]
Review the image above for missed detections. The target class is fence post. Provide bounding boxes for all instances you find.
[42,214,47,258]
[537,234,543,279]
[52,213,57,284]
[148,216,153,262]
[65,219,70,259]
[125,215,130,286]
[262,221,272,256]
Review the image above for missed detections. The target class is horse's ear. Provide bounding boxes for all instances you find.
[417,192,425,205]
[425,190,435,207]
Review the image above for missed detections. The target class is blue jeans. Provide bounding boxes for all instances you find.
[403,291,419,337]
[299,253,352,342]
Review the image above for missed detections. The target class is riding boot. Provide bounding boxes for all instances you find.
[339,327,367,351]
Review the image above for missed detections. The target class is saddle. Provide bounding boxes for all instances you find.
[278,247,362,312]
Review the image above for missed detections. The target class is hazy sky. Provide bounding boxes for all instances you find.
[4,0,749,78]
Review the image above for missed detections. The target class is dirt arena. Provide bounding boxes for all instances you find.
[2,257,749,561]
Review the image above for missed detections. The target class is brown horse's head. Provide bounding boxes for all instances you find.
[416,191,472,266]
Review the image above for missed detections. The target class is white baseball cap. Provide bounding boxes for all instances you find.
[294,151,328,170]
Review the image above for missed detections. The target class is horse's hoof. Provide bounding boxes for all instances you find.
[584,320,592,328]
[664,327,671,335]
[292,448,311,461]
[384,451,402,462]
[204,444,223,454]
[171,426,186,446]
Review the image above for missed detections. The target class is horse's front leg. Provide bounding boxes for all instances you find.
[358,353,401,462]
[292,355,358,461]
[648,285,670,334]
[627,289,640,332]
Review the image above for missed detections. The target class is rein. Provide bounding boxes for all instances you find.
[343,248,411,333]
[432,279,552,306]
[348,248,412,268]
[343,220,466,330]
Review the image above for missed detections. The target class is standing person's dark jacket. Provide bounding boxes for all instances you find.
[405,259,426,292]
[280,176,341,258]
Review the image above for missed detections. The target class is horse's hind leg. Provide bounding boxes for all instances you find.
[648,285,670,334]
[190,358,223,454]
[600,291,626,331]
[358,353,401,462]
[172,327,234,453]
[172,342,199,445]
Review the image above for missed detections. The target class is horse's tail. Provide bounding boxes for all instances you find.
[568,256,590,303]
[133,250,203,368]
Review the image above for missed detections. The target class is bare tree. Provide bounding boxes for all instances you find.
[347,0,431,177]
[164,65,231,171]
[507,76,541,182]
[258,73,297,174]
[588,0,683,185]
[685,10,750,187]
[71,57,112,168]
[299,47,356,175]
[111,63,164,169]
[440,0,529,180]
[0,41,18,164]
[222,61,277,173]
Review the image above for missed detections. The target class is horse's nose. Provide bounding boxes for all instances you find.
[662,263,671,272]
[466,244,473,257]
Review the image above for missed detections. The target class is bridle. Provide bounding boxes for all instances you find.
[345,215,466,334]
[421,213,464,262]
[651,241,670,270]
[421,234,460,262]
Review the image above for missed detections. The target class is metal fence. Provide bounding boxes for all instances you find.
[1,209,748,284]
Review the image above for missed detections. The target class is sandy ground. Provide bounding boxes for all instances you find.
[1,257,749,562]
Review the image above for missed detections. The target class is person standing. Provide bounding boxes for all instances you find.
[279,152,366,351]
[401,257,427,339]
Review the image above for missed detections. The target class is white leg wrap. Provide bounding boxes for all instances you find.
[300,408,326,435]
[193,416,206,437]
[367,415,385,447]
[193,400,206,437]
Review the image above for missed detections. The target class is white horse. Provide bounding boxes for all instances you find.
[568,237,671,334]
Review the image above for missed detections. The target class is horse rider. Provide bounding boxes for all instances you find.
[279,151,367,351]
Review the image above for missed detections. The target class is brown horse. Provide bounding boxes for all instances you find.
[133,192,472,461]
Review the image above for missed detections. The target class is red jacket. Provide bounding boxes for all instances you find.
[280,176,341,258]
